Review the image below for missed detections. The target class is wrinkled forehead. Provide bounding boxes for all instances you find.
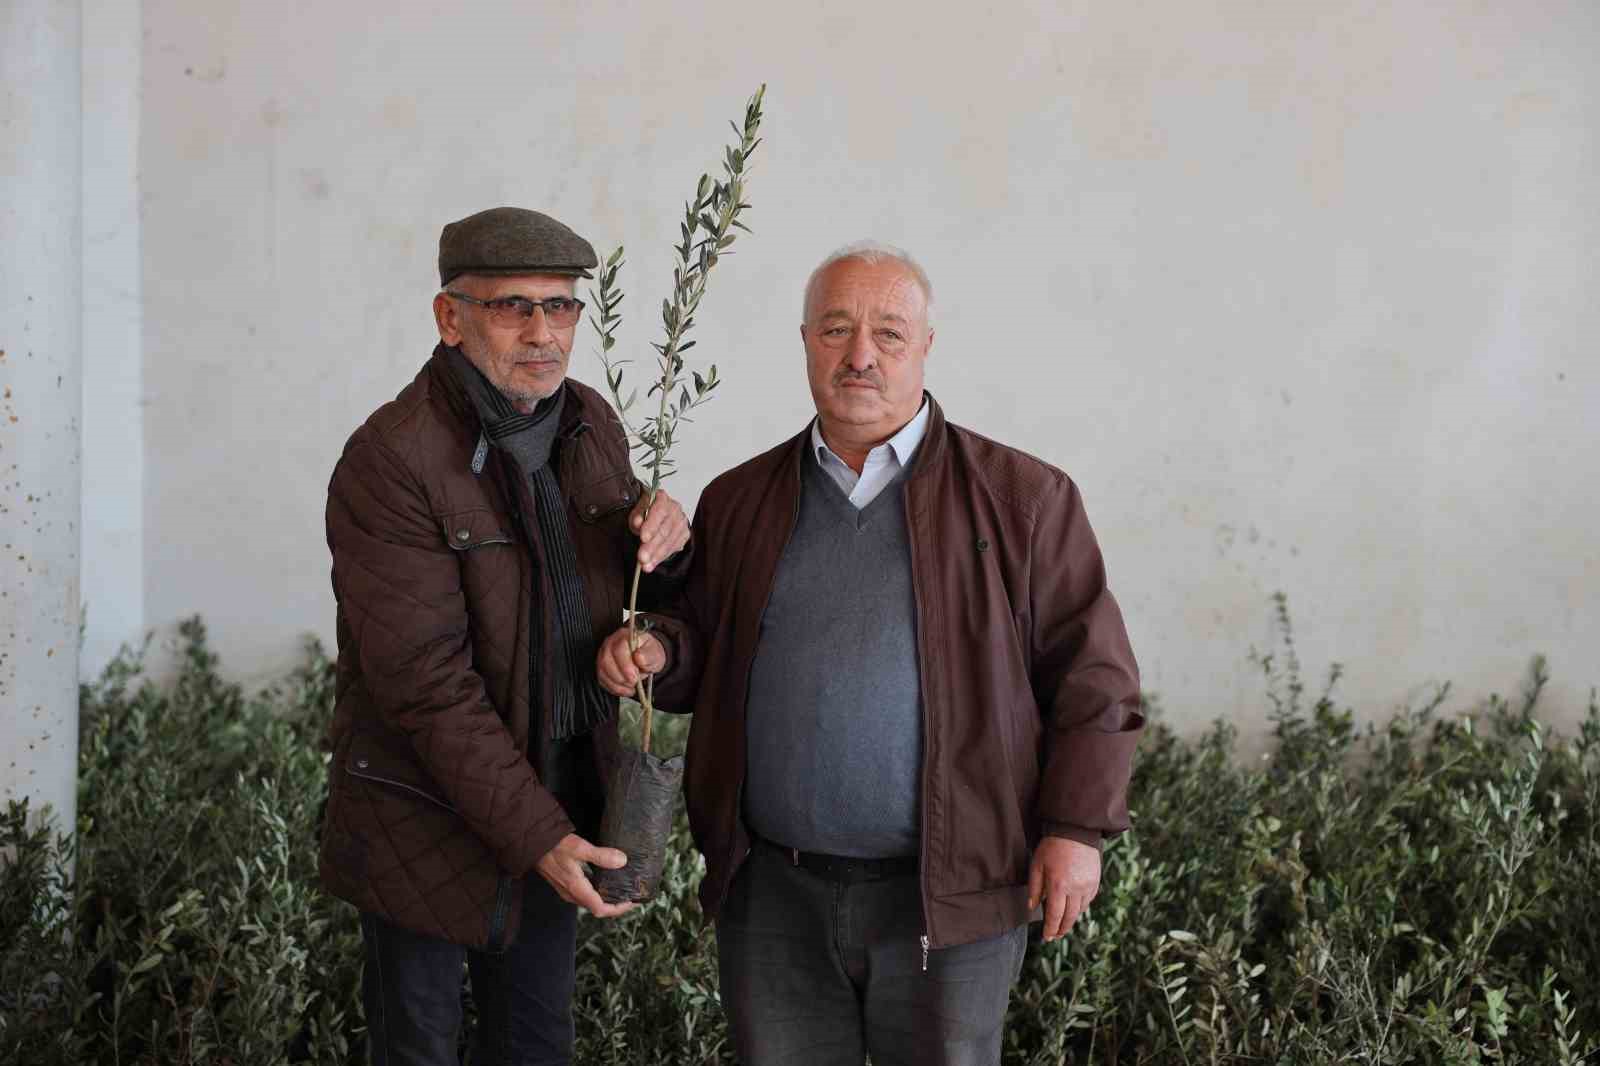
[807,259,929,323]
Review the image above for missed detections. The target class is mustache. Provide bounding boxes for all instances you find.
[512,344,566,362]
[832,368,884,389]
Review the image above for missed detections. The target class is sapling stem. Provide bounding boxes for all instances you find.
[592,85,766,757]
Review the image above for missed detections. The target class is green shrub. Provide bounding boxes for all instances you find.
[1,605,1595,1064]
[1004,596,1600,1064]
[1,620,361,1065]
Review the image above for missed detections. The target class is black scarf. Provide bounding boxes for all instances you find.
[445,345,613,742]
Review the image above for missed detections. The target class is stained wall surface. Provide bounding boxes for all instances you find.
[2,0,82,826]
[113,1,1599,732]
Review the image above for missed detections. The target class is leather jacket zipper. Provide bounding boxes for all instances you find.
[904,475,937,964]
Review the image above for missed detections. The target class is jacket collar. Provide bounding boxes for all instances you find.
[427,342,477,427]
[788,391,947,481]
[905,392,947,480]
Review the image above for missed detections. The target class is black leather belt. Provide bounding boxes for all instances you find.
[756,836,919,883]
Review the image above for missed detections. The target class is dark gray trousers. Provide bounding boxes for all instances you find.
[360,875,577,1066]
[716,841,1027,1066]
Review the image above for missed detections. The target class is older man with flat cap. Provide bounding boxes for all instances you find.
[317,206,690,1065]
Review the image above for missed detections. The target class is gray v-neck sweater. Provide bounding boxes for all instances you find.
[743,455,923,859]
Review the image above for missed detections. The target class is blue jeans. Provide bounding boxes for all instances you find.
[716,840,1028,1066]
[360,875,577,1066]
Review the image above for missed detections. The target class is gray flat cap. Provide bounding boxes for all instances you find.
[438,206,598,286]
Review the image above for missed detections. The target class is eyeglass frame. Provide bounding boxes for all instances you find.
[444,290,586,328]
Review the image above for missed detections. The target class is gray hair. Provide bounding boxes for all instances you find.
[801,241,934,325]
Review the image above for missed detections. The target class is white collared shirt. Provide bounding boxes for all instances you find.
[810,399,931,509]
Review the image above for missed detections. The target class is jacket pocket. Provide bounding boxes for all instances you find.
[437,508,514,551]
[345,725,456,812]
[571,470,637,524]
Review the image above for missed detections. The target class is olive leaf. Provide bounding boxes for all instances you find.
[588,84,766,750]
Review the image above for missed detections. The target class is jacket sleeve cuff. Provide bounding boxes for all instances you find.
[1040,822,1104,850]
[653,537,693,582]
[1037,710,1145,836]
[646,620,676,678]
[501,789,576,877]
[637,611,695,711]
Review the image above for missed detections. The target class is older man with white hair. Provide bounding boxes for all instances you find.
[598,241,1144,1065]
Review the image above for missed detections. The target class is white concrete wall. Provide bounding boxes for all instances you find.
[123,1,1597,733]
[1,0,83,830]
[81,0,146,678]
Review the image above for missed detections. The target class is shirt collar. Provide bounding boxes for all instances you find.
[810,396,931,469]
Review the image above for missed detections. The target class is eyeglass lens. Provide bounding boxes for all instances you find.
[485,296,583,327]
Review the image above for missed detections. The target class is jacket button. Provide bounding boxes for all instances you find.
[586,504,599,517]
[456,529,470,542]
[355,757,369,769]
[976,537,990,552]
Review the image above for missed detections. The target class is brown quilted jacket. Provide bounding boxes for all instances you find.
[645,395,1144,949]
[317,347,680,949]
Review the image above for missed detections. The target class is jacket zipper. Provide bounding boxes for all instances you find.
[904,475,936,971]
[486,875,512,951]
[499,468,544,769]
[478,453,532,957]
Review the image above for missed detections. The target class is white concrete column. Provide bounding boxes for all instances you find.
[1,1,84,836]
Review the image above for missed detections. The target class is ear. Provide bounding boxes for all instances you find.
[924,328,935,359]
[799,323,808,344]
[434,291,463,346]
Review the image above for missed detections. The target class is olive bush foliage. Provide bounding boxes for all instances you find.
[1003,596,1600,1065]
[2,605,1596,1063]
[1,621,360,1065]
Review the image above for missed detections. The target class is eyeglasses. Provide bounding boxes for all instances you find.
[445,291,586,329]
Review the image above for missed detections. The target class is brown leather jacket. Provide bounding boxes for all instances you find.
[647,394,1143,950]
[317,348,680,949]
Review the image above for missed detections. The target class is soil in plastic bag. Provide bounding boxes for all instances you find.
[594,746,685,904]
